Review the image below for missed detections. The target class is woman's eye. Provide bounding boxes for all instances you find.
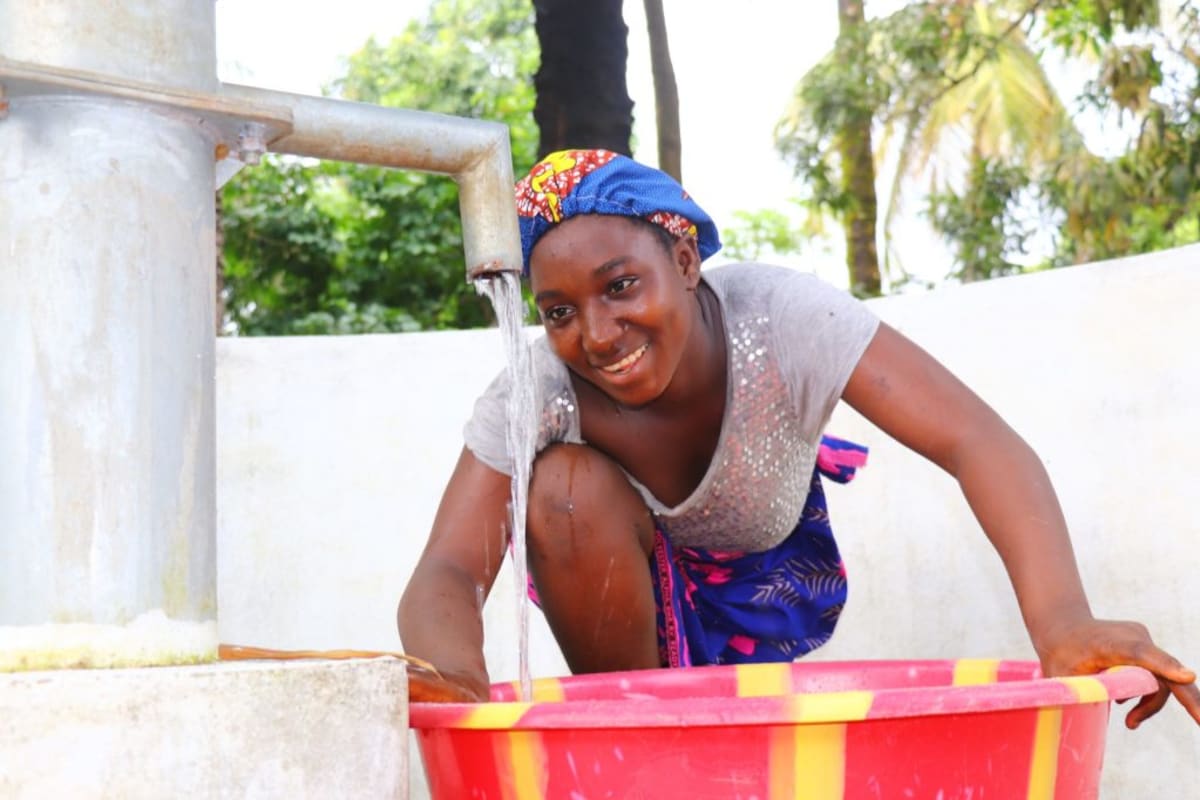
[609,277,637,294]
[542,306,572,323]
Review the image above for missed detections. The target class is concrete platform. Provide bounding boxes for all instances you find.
[0,658,408,799]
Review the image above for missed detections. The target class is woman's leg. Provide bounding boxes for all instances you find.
[526,443,660,673]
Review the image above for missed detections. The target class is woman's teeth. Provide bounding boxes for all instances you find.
[602,344,648,373]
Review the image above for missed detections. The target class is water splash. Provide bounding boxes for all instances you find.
[475,272,536,701]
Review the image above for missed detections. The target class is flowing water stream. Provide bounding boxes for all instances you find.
[475,272,536,701]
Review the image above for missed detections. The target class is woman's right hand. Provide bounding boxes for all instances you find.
[408,662,490,703]
[399,447,513,704]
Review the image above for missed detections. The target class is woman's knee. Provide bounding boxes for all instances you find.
[527,443,653,554]
[529,443,636,517]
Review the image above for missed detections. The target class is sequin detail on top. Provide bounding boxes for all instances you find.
[649,314,818,551]
[539,388,577,445]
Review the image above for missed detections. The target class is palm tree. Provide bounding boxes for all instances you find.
[877,1,1085,279]
[778,1,1089,290]
[776,0,884,296]
[835,0,881,296]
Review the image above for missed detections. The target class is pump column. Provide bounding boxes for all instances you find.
[0,0,219,667]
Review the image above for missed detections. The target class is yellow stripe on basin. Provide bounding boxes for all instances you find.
[461,702,531,729]
[1026,706,1062,800]
[1058,675,1109,704]
[789,690,874,723]
[771,723,848,800]
[737,662,793,697]
[749,673,871,798]
[492,730,547,800]
[953,658,1000,686]
[509,677,566,703]
[535,678,565,702]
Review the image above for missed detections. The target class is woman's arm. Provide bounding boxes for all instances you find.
[398,446,513,702]
[842,322,1200,728]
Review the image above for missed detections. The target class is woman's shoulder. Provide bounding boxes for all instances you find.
[704,260,834,290]
[530,333,569,384]
[463,334,578,475]
[703,262,848,318]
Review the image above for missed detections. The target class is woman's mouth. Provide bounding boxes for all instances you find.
[600,344,648,375]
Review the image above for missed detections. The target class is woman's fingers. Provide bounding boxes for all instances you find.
[1125,681,1172,729]
[1107,634,1199,728]
[1168,680,1200,726]
[408,668,485,703]
[1119,658,1200,729]
[1121,638,1197,685]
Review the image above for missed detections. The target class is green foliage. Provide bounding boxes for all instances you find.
[925,158,1033,282]
[331,0,539,118]
[1043,0,1161,54]
[220,0,539,335]
[221,158,348,335]
[776,0,1200,289]
[775,12,888,220]
[1042,0,1200,264]
[722,208,809,262]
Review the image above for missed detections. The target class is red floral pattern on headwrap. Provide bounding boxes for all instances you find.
[646,210,699,240]
[515,150,617,224]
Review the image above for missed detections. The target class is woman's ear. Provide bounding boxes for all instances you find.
[674,235,702,289]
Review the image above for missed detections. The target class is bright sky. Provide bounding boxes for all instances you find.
[215,0,918,288]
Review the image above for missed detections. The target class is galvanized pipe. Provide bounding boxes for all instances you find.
[220,84,523,277]
[0,0,218,91]
[0,2,524,673]
[0,0,219,669]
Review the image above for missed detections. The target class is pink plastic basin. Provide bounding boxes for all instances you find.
[410,659,1155,799]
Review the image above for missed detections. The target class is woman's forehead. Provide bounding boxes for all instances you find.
[542,214,638,242]
[529,216,650,272]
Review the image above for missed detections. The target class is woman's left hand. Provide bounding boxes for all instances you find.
[1034,616,1200,729]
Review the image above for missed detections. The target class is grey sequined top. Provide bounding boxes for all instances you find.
[463,263,880,552]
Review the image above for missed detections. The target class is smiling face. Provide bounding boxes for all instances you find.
[529,214,704,409]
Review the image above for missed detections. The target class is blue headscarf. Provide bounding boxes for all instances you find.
[514,149,721,274]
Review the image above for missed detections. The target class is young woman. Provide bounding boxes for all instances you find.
[399,149,1199,729]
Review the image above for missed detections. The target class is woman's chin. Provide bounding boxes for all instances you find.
[605,378,671,411]
[578,372,664,411]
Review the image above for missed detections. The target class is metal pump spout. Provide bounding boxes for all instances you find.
[218,85,524,281]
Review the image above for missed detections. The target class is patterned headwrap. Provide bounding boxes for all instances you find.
[514,149,721,274]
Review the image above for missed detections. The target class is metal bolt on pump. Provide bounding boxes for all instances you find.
[237,122,267,165]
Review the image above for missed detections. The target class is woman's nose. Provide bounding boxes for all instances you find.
[580,309,621,355]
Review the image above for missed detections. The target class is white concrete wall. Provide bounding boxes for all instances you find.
[217,244,1200,799]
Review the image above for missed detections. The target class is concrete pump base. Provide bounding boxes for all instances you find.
[0,658,408,798]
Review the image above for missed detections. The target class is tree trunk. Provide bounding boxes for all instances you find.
[642,0,682,180]
[836,0,882,297]
[533,0,634,157]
